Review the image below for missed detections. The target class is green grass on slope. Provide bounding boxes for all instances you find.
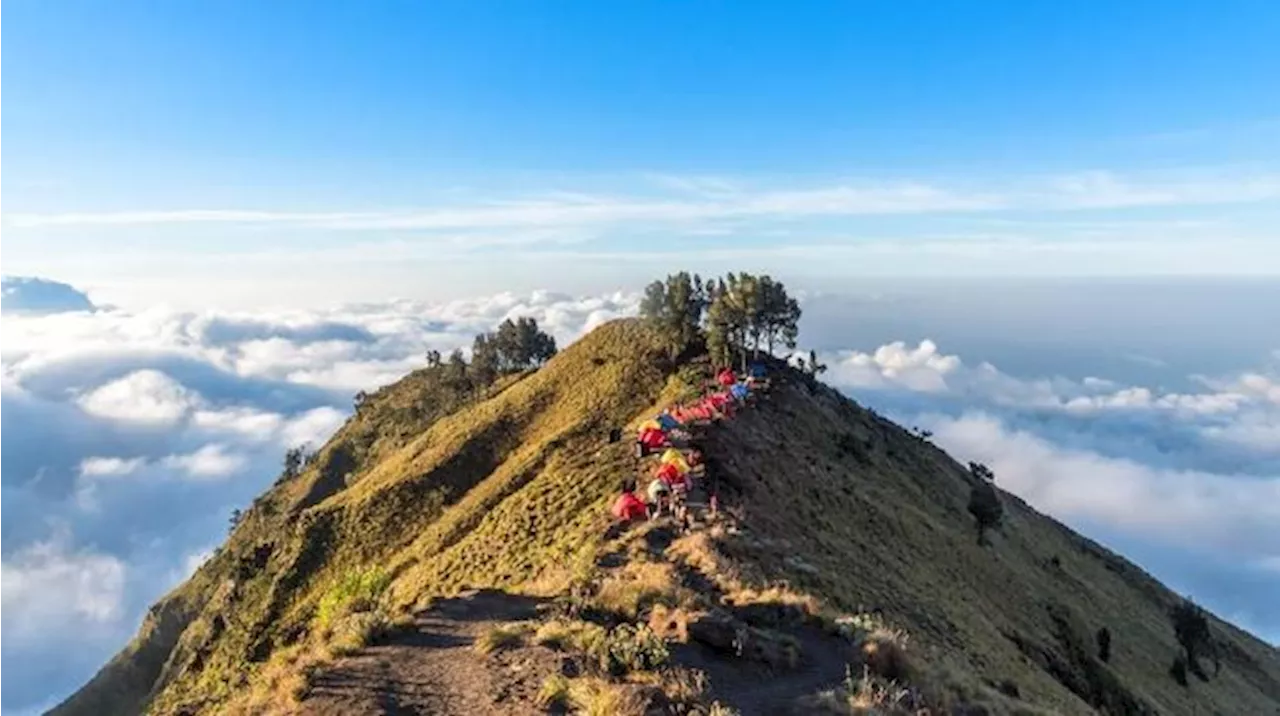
[695,377,1280,715]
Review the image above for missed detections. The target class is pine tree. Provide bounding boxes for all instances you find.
[640,272,707,358]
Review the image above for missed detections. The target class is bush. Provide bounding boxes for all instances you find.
[534,619,608,654]
[536,674,571,709]
[474,622,531,655]
[1096,627,1112,662]
[330,611,391,655]
[576,623,670,674]
[565,677,651,716]
[968,480,1003,546]
[316,566,391,628]
[1169,598,1219,681]
[1169,656,1189,687]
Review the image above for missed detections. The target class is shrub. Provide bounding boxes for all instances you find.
[566,677,650,716]
[316,566,391,628]
[474,622,531,655]
[830,613,912,682]
[534,619,608,654]
[968,480,1003,546]
[656,667,707,704]
[579,623,670,674]
[536,674,571,709]
[330,610,391,655]
[605,623,670,673]
[1169,656,1189,687]
[593,561,682,619]
[1096,627,1112,662]
[1169,598,1219,681]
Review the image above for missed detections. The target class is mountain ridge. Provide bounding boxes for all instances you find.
[51,317,1280,715]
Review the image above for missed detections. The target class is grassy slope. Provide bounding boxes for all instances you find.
[698,377,1280,714]
[49,318,1280,715]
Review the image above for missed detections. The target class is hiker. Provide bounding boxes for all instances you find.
[716,367,736,388]
[655,460,692,493]
[636,425,668,457]
[610,478,648,522]
[707,391,735,418]
[646,477,672,518]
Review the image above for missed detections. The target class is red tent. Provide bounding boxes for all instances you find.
[638,427,667,450]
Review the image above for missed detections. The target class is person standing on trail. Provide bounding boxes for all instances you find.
[716,367,736,388]
[611,478,648,522]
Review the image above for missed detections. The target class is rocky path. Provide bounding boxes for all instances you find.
[301,590,562,716]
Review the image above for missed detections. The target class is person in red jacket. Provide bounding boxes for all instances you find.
[655,461,691,492]
[636,426,668,457]
[611,478,648,522]
[716,367,736,388]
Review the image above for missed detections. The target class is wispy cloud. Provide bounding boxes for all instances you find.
[9,169,1278,231]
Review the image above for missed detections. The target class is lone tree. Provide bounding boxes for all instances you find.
[640,271,708,359]
[966,462,1003,546]
[282,445,307,480]
[1170,598,1219,682]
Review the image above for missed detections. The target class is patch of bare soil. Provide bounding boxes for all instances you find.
[301,589,564,716]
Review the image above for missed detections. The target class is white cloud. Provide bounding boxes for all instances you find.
[928,412,1280,561]
[827,339,961,393]
[1,533,127,631]
[162,444,248,480]
[77,370,199,425]
[191,406,285,439]
[9,169,1278,232]
[1,283,644,695]
[79,456,146,477]
[280,407,347,449]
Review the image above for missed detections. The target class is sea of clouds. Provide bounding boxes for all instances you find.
[2,277,1277,713]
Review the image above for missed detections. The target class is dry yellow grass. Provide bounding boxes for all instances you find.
[594,559,688,619]
[473,621,533,655]
[565,676,651,716]
[535,674,571,709]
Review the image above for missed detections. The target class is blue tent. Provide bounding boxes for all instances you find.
[656,413,682,431]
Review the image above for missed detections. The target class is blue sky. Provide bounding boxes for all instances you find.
[5,1,1280,307]
[3,4,1280,712]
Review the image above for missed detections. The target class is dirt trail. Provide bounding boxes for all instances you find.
[301,590,561,716]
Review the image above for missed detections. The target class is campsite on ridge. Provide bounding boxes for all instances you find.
[49,271,1280,716]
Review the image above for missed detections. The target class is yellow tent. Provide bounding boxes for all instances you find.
[660,448,690,474]
[638,419,662,433]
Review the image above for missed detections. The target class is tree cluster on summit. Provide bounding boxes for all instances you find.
[640,271,801,368]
